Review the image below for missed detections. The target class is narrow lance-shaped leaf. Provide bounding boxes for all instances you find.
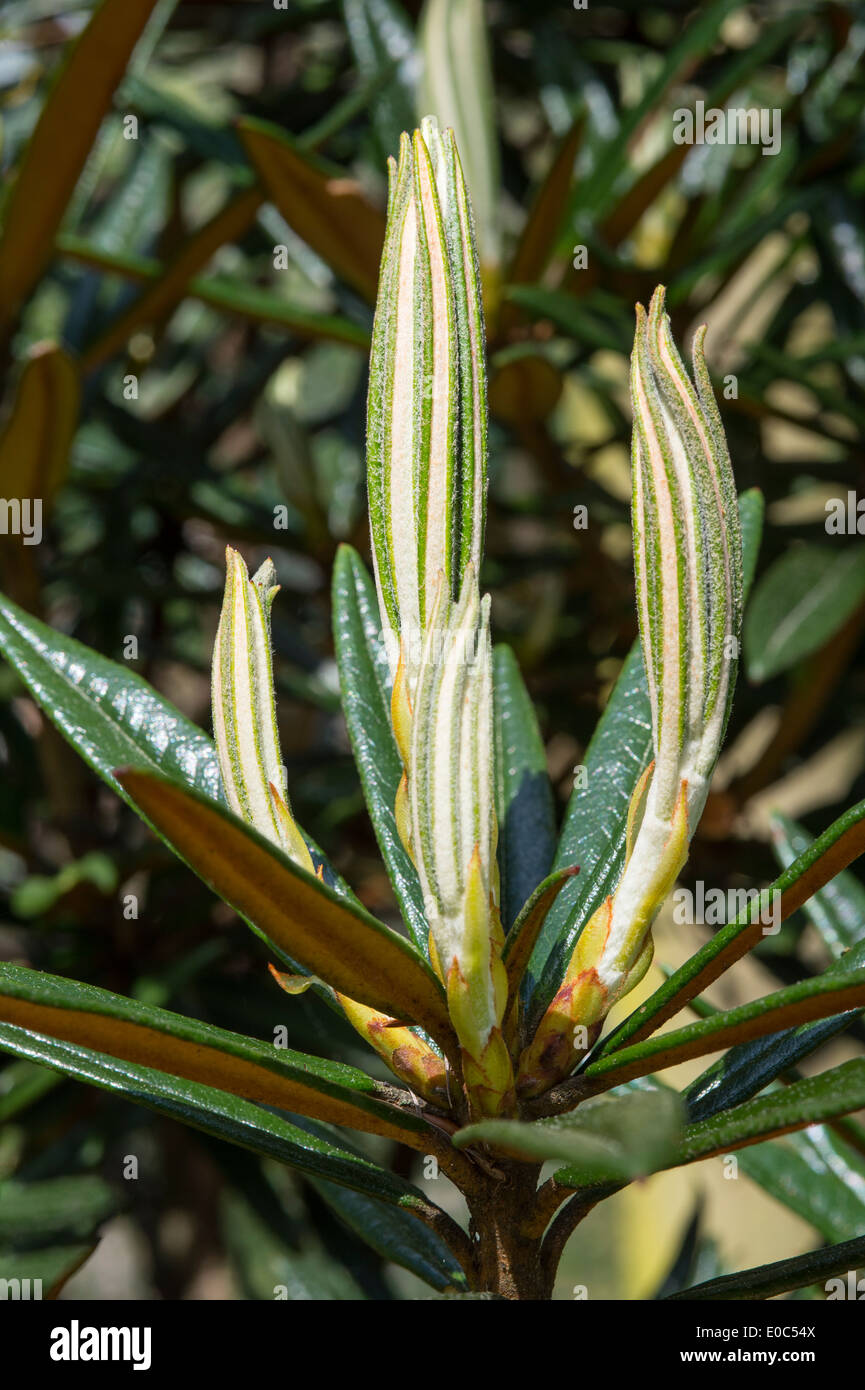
[0,1023,436,1209]
[0,589,221,803]
[418,0,501,281]
[0,0,162,328]
[493,643,557,933]
[518,287,742,1099]
[666,1235,865,1302]
[737,1124,865,1245]
[238,117,385,304]
[466,1061,865,1193]
[771,810,865,959]
[331,544,428,950]
[599,794,865,1057]
[683,817,865,1123]
[116,768,455,1055]
[0,963,432,1149]
[577,966,865,1092]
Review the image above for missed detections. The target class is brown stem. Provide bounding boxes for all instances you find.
[466,1161,551,1299]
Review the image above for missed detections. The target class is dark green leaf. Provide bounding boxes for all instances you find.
[0,589,221,804]
[685,817,865,1122]
[553,1061,865,1191]
[0,961,433,1147]
[598,796,865,1058]
[528,643,653,1023]
[455,1086,682,1183]
[332,544,428,952]
[738,1124,865,1244]
[771,811,865,959]
[666,1233,865,1301]
[311,1179,468,1292]
[493,643,556,930]
[584,966,865,1090]
[744,545,865,683]
[0,1022,431,1209]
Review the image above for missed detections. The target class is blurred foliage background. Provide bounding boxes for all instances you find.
[1,0,865,1299]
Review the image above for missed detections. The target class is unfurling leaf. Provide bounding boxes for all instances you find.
[212,546,313,873]
[519,286,742,1098]
[408,572,514,1115]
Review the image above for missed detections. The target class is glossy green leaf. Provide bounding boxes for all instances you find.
[677,1061,865,1168]
[744,544,865,683]
[771,811,865,959]
[552,1061,865,1192]
[311,1179,468,1291]
[0,961,432,1149]
[598,795,865,1057]
[332,544,428,952]
[685,817,865,1122]
[583,966,865,1091]
[493,643,556,931]
[738,1124,865,1244]
[527,644,653,1023]
[0,1175,116,1249]
[116,769,453,1051]
[0,1022,431,1211]
[456,1086,683,1182]
[0,588,221,804]
[0,590,348,909]
[504,867,579,1011]
[667,1233,865,1301]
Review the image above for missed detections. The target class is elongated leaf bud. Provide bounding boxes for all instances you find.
[409,570,513,1114]
[518,288,742,1098]
[336,994,449,1108]
[367,117,488,689]
[212,547,313,874]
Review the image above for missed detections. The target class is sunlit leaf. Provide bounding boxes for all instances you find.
[239,117,385,303]
[116,769,454,1050]
[0,962,434,1149]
